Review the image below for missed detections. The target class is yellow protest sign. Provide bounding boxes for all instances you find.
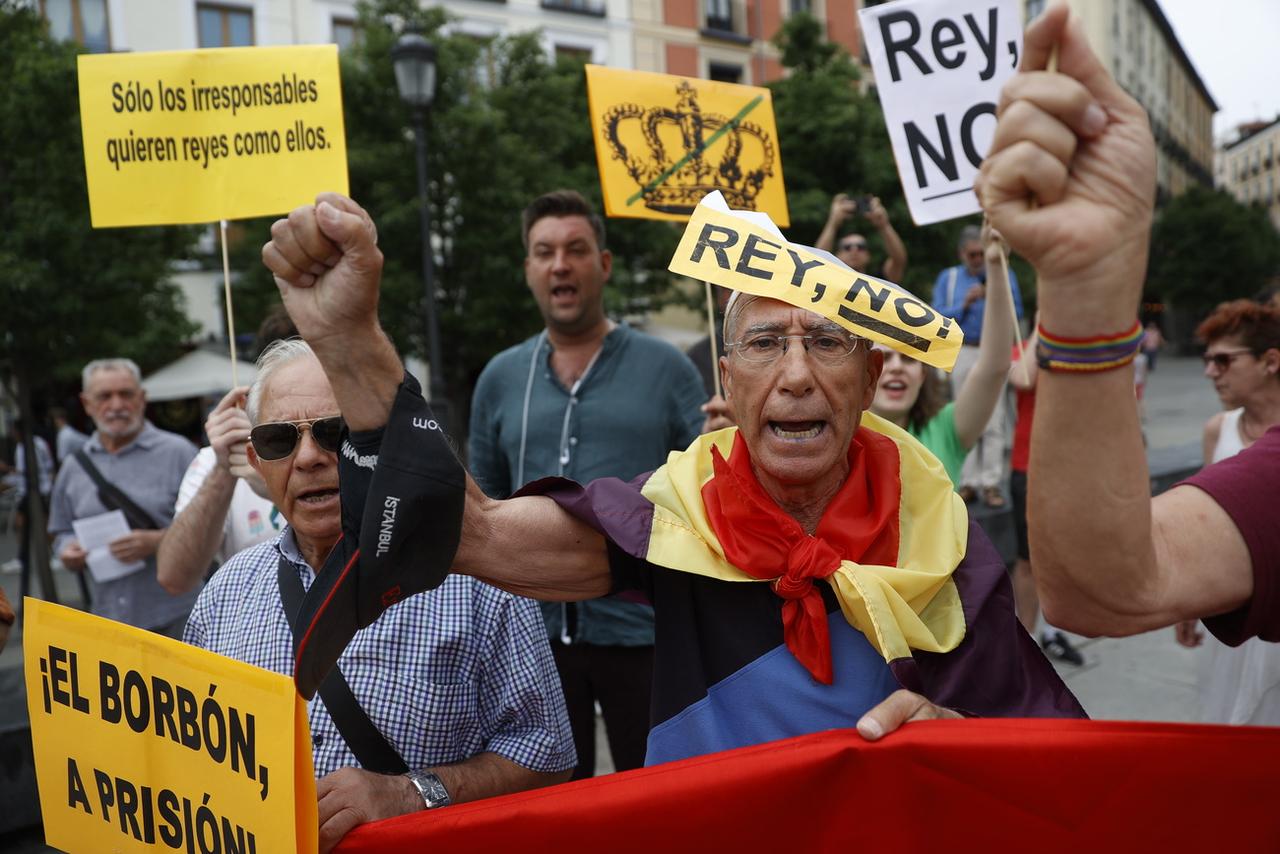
[586,65,789,226]
[668,199,963,370]
[78,45,347,227]
[24,599,317,854]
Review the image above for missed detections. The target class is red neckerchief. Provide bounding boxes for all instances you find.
[701,428,901,684]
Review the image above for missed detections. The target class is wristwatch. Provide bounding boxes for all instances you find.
[405,770,452,809]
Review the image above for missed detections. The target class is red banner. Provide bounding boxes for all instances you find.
[338,719,1280,852]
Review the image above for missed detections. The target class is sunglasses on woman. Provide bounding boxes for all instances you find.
[249,416,344,461]
[1202,349,1255,371]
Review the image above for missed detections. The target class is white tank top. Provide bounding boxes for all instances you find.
[1211,408,1246,463]
[1199,406,1280,725]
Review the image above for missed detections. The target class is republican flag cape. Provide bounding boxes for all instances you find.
[523,412,1083,764]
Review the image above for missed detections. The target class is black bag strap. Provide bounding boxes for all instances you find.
[277,556,409,775]
[74,449,162,531]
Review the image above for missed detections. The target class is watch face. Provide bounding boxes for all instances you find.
[410,771,451,808]
[424,777,450,805]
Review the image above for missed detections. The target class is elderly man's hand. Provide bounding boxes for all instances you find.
[206,386,270,497]
[59,541,88,572]
[316,767,422,854]
[108,529,164,563]
[207,386,252,470]
[261,192,383,352]
[977,4,1155,336]
[856,689,962,741]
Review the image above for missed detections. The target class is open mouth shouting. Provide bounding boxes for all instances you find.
[769,420,826,441]
[549,283,578,303]
[296,486,339,507]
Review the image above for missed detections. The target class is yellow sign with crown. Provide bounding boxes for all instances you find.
[586,65,789,226]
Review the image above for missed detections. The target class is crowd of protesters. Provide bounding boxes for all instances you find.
[2,5,1279,851]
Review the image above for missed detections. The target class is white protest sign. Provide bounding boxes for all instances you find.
[860,0,1022,225]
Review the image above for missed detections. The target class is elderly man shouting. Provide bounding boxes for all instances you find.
[183,337,574,853]
[263,194,1081,768]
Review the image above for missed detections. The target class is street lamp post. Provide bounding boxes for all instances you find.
[392,29,450,427]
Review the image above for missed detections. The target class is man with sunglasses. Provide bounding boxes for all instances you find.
[261,193,1080,771]
[47,358,199,637]
[931,225,1025,508]
[184,339,574,853]
[814,193,908,283]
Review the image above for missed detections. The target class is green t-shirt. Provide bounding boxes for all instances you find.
[908,401,966,486]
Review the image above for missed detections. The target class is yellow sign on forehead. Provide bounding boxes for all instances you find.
[78,45,348,227]
[586,65,789,226]
[668,201,963,370]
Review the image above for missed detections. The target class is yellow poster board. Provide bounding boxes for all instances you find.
[586,65,789,226]
[23,599,317,854]
[78,45,348,227]
[668,199,963,370]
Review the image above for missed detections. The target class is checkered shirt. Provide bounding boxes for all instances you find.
[185,528,576,777]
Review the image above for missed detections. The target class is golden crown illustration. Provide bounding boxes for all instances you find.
[603,80,776,214]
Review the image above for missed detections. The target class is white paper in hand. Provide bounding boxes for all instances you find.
[71,510,146,581]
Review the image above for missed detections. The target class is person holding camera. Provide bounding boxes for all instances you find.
[815,193,908,283]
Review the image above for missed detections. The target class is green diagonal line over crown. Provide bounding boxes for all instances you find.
[625,94,765,207]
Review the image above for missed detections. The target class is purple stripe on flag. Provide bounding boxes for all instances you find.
[911,521,1087,719]
[517,472,657,559]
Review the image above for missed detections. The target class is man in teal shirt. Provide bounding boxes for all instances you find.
[469,190,708,779]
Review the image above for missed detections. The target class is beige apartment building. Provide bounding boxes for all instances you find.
[1216,118,1280,232]
[1049,0,1216,203]
[627,0,861,85]
[31,0,634,64]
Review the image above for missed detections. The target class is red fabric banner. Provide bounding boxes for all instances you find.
[337,720,1280,852]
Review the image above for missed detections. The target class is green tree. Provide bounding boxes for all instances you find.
[231,0,682,425]
[768,13,1036,305]
[0,0,196,599]
[1147,185,1280,318]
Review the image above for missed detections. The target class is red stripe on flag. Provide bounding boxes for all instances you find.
[337,720,1280,852]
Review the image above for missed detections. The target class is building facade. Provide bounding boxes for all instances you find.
[1216,118,1280,232]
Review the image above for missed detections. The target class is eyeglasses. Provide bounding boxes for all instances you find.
[728,332,863,365]
[250,416,344,461]
[1202,349,1256,371]
[840,241,868,252]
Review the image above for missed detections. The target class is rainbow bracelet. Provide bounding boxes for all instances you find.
[1036,320,1144,373]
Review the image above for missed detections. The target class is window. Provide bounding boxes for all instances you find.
[332,17,358,51]
[705,0,733,32]
[789,0,811,13]
[197,3,254,48]
[708,62,742,84]
[41,0,110,52]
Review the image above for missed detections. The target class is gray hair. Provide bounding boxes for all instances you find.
[722,292,761,343]
[246,338,317,425]
[82,358,141,391]
[956,225,982,251]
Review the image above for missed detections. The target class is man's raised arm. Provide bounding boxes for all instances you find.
[978,4,1252,636]
[262,194,613,606]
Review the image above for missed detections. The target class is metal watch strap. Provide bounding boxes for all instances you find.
[405,770,451,809]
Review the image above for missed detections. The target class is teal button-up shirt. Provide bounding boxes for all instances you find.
[469,324,708,646]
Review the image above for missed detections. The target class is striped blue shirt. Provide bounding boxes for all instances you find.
[185,528,575,777]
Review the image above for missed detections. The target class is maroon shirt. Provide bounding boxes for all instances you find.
[1182,425,1280,645]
